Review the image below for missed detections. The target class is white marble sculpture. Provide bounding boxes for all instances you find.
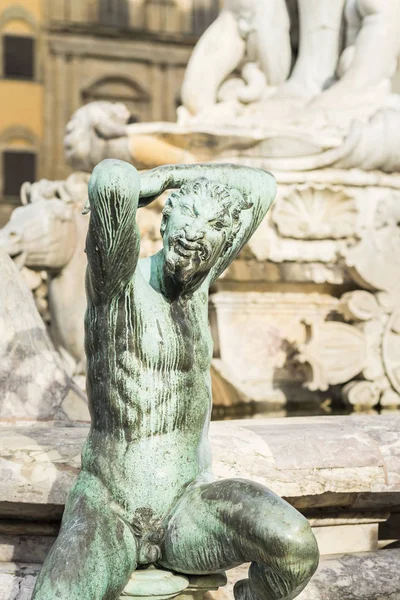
[0,174,90,376]
[64,0,400,173]
[0,251,88,422]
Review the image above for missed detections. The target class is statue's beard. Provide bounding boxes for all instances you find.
[165,250,200,284]
[164,235,211,286]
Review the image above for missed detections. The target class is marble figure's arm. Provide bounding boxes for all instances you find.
[85,159,141,304]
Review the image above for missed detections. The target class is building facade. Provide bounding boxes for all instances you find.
[0,0,44,223]
[0,0,220,223]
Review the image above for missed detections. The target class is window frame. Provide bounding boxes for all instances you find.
[2,33,35,81]
[98,0,130,27]
[2,148,37,200]
[0,6,40,82]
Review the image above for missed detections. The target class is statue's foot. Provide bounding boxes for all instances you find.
[233,578,253,600]
[240,94,305,129]
[271,78,320,104]
[309,79,394,114]
[239,78,317,128]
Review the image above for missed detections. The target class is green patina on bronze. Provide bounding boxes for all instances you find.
[32,161,319,600]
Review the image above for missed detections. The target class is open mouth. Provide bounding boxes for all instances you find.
[175,245,190,258]
[175,238,200,258]
[173,237,210,262]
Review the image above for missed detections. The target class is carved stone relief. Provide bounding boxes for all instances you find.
[297,321,367,392]
[297,190,400,408]
[272,184,358,240]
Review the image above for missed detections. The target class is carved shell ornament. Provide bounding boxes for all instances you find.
[297,321,367,392]
[272,184,357,240]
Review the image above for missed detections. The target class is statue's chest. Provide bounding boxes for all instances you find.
[116,288,213,373]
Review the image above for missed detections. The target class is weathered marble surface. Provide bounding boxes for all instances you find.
[212,169,400,407]
[298,549,400,599]
[0,415,399,517]
[0,563,38,600]
[0,174,90,377]
[0,252,87,423]
[296,174,400,408]
[223,550,400,600]
[2,550,400,600]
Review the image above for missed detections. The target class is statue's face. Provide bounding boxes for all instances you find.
[162,194,233,283]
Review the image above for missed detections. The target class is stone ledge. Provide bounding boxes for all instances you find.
[222,549,400,600]
[2,550,400,600]
[0,415,399,519]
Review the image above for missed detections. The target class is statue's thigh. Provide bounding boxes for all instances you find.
[32,471,137,600]
[159,478,310,574]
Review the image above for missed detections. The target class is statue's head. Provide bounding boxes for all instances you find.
[160,178,252,285]
[64,101,131,172]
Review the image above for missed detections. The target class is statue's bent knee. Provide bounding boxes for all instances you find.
[286,520,319,578]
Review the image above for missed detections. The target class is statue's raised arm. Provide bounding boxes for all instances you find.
[85,159,141,304]
[139,163,276,285]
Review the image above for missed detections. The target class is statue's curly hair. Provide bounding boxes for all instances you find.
[160,177,253,253]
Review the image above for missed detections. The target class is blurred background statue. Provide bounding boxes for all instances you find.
[64,0,400,172]
[0,174,90,377]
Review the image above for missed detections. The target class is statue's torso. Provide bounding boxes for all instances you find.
[82,261,214,519]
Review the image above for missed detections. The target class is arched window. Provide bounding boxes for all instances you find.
[0,7,39,81]
[82,76,150,122]
[0,127,38,225]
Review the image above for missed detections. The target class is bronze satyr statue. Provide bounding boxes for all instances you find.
[32,160,319,600]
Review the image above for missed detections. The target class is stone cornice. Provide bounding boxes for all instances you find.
[47,32,194,64]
